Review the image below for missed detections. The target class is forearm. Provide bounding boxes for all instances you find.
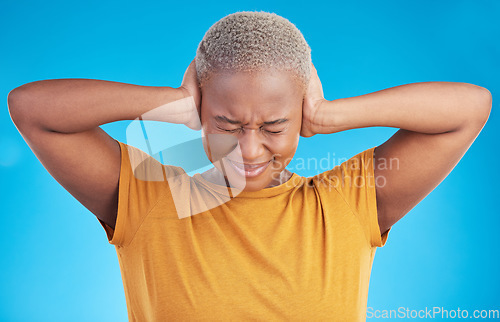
[314,82,492,134]
[7,79,186,133]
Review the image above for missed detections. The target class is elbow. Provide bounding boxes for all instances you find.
[7,87,26,125]
[464,84,492,128]
[475,86,492,126]
[7,82,38,127]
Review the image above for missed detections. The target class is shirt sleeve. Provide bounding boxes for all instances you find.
[319,146,390,248]
[97,139,183,247]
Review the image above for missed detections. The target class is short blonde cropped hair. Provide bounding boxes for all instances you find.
[195,11,312,92]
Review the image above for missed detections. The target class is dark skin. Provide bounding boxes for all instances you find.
[197,70,305,191]
[180,58,492,237]
[7,58,310,232]
[9,57,490,236]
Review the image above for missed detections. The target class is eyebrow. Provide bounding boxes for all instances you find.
[215,115,289,126]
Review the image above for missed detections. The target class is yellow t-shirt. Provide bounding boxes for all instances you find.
[98,140,390,321]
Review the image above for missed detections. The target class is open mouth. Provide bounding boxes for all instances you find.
[226,159,272,178]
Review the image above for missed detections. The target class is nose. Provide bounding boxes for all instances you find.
[237,129,267,162]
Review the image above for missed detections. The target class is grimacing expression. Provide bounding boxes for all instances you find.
[200,69,305,192]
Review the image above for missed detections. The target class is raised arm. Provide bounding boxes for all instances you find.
[302,64,492,235]
[7,59,201,230]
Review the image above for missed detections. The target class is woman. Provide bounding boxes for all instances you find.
[7,11,491,321]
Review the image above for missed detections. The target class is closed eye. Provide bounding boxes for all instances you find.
[265,129,283,134]
[216,125,242,133]
[216,125,284,134]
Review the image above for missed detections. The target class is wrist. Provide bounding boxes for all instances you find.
[313,99,343,134]
[139,87,196,125]
[176,86,190,100]
[311,99,336,134]
[162,86,185,104]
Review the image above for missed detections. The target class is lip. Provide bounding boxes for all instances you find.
[226,159,271,178]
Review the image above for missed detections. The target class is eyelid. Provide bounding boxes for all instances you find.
[215,123,286,134]
[261,123,288,133]
[261,127,283,134]
[216,125,241,133]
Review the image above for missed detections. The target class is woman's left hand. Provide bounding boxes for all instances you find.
[300,61,327,137]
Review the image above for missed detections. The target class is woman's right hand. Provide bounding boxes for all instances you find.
[178,58,202,130]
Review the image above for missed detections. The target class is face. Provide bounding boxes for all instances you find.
[200,69,304,192]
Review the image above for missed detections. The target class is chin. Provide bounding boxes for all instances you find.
[219,159,282,192]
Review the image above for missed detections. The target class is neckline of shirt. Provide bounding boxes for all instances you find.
[192,172,305,198]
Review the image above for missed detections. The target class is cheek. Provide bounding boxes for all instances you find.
[269,132,299,162]
[200,111,208,129]
[200,100,212,127]
[201,130,211,162]
[201,118,217,134]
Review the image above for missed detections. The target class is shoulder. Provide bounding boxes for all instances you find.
[117,141,186,181]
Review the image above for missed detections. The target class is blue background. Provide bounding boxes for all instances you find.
[1,0,498,321]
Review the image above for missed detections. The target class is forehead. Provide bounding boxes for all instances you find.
[202,70,303,119]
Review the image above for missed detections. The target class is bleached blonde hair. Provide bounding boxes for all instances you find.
[195,11,312,92]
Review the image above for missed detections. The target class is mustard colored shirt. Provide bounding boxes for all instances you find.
[98,140,390,321]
